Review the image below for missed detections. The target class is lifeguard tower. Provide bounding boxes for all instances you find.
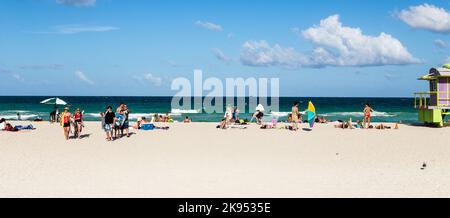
[414,66,450,127]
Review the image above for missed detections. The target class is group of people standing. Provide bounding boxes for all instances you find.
[101,103,130,141]
[60,107,84,140]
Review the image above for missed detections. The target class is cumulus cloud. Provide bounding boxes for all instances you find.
[240,15,420,68]
[434,39,448,49]
[75,71,94,85]
[240,40,303,68]
[398,4,450,33]
[213,48,233,62]
[56,0,96,7]
[195,21,223,32]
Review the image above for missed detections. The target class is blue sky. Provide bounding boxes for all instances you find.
[0,0,449,97]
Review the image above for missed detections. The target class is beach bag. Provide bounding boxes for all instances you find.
[141,123,155,131]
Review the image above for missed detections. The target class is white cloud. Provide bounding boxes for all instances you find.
[241,15,420,68]
[398,4,450,33]
[134,74,163,86]
[75,71,94,85]
[12,74,25,82]
[213,48,233,62]
[19,64,63,70]
[195,21,223,32]
[56,0,96,7]
[53,25,118,34]
[240,40,303,68]
[434,39,448,49]
[144,74,163,86]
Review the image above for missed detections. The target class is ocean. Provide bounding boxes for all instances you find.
[0,96,418,123]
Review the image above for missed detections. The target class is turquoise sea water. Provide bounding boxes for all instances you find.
[0,96,418,123]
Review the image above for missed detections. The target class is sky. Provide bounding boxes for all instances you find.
[0,0,449,97]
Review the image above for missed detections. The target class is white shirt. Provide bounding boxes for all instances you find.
[0,122,5,130]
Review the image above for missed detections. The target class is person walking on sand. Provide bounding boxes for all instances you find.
[60,107,72,140]
[291,102,300,131]
[74,108,83,139]
[104,106,116,141]
[363,103,374,129]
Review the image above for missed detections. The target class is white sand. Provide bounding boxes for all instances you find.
[0,121,449,198]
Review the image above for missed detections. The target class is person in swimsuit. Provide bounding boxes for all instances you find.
[74,108,83,139]
[291,102,300,131]
[363,103,374,129]
[60,107,72,140]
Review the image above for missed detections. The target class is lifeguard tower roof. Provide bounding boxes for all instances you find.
[419,68,450,80]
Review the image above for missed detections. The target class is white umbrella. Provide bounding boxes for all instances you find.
[40,97,68,105]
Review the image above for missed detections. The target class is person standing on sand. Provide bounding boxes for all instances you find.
[74,108,83,139]
[60,107,72,140]
[121,104,130,137]
[363,103,374,129]
[291,102,300,131]
[104,106,116,141]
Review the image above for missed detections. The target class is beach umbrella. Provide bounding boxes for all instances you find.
[306,101,316,128]
[40,97,68,106]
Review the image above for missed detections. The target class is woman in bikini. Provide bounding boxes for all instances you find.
[61,107,72,140]
[74,108,83,139]
[363,103,374,129]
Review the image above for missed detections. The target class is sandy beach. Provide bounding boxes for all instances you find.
[0,121,449,198]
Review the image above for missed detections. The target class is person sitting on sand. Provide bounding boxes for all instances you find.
[363,103,374,129]
[74,108,83,139]
[184,116,192,123]
[60,107,72,140]
[223,105,233,127]
[0,118,6,130]
[104,106,116,141]
[232,107,240,123]
[355,120,364,129]
[252,104,265,125]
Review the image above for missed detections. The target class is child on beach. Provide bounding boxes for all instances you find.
[363,103,374,129]
[104,106,115,141]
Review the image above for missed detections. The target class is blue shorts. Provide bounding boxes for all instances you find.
[122,121,129,129]
[104,124,113,132]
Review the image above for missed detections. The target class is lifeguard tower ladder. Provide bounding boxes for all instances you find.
[414,67,450,127]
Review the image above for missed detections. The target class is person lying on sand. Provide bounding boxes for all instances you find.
[375,124,391,129]
[334,118,355,129]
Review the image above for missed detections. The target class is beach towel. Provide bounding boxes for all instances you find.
[141,123,155,131]
[15,125,34,130]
